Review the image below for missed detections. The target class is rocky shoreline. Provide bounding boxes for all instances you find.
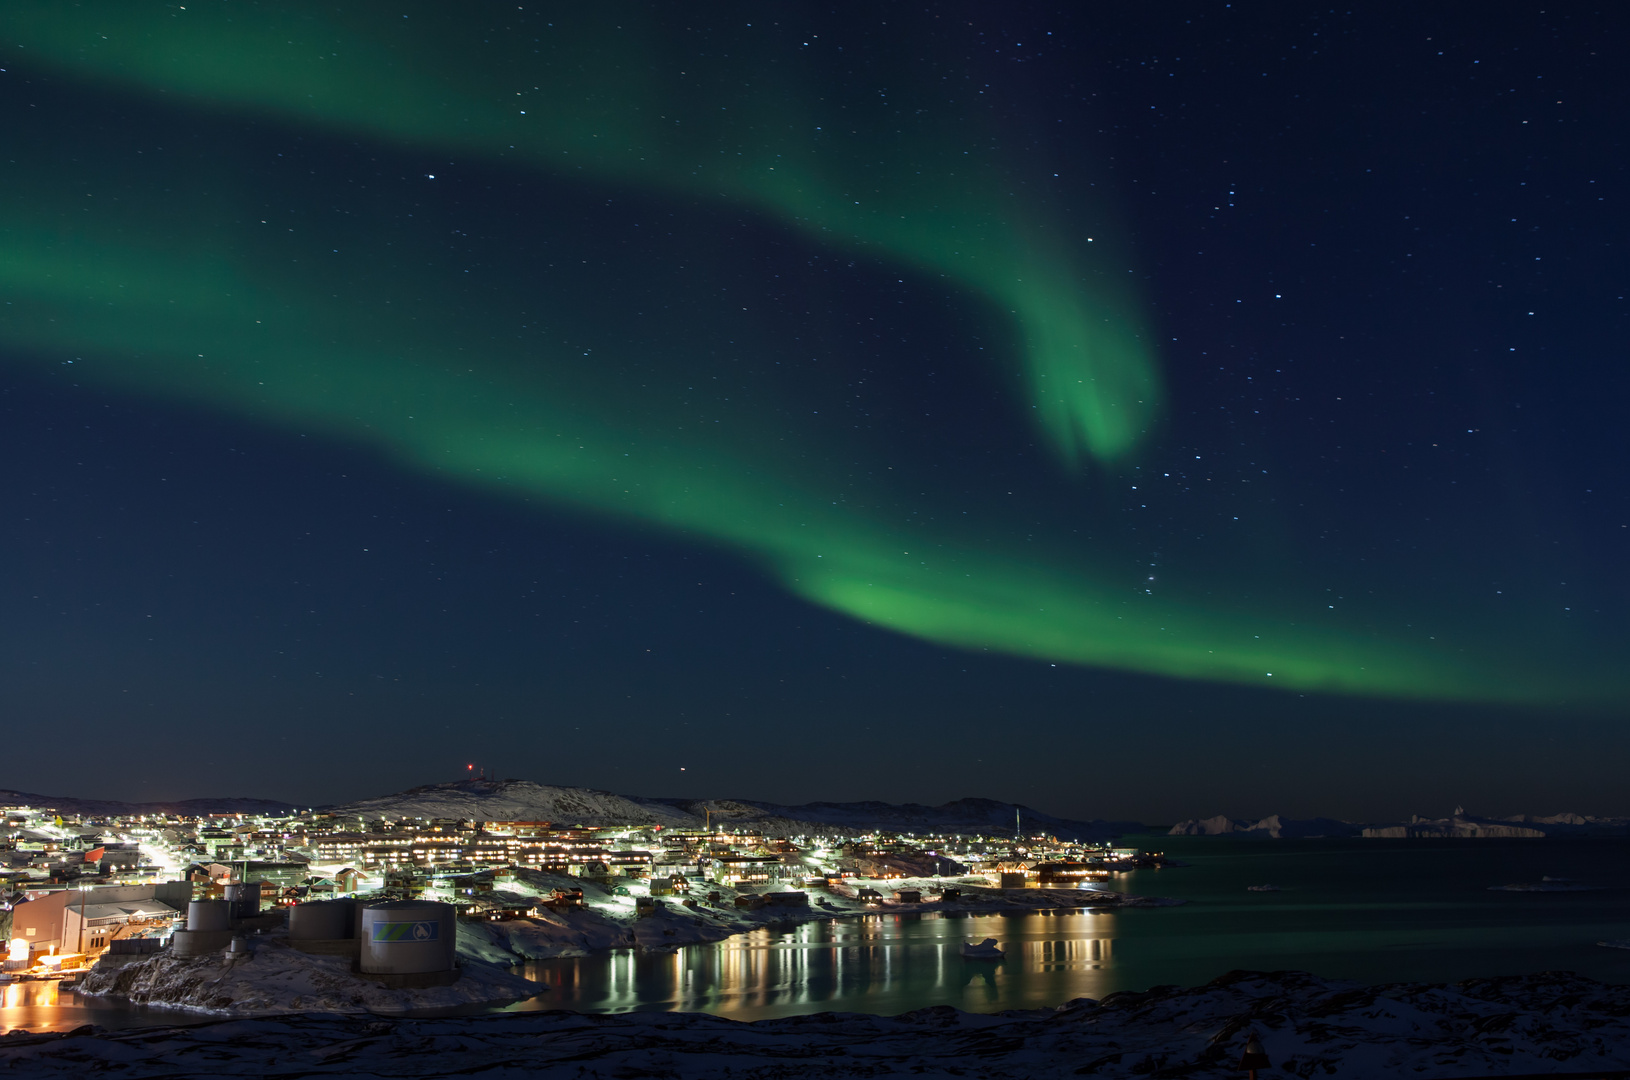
[76,939,541,1016]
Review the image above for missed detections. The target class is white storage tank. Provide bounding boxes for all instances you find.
[358,901,456,974]
[173,899,234,956]
[187,900,230,932]
[288,899,356,940]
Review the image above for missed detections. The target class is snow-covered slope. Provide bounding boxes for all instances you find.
[334,780,697,827]
[331,780,1134,839]
[18,969,1630,1077]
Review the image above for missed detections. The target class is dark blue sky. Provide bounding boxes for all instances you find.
[1,3,1624,819]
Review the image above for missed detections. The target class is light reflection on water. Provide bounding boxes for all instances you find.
[511,909,1121,1021]
[1,978,199,1035]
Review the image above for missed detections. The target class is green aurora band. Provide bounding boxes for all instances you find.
[0,4,1611,704]
[2,2,1155,467]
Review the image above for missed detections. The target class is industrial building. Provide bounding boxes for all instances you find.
[9,882,189,960]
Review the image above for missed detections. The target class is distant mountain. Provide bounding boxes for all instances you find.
[0,788,300,818]
[335,780,698,828]
[330,780,1137,840]
[1169,810,1630,839]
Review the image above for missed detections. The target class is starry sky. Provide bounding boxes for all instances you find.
[1,3,1624,820]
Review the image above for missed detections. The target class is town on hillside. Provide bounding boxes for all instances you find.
[2,799,1168,980]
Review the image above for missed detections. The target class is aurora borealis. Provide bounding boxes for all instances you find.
[2,4,1625,815]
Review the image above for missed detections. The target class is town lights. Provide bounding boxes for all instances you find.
[7,938,27,963]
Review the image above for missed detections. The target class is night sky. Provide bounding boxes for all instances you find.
[2,3,1624,820]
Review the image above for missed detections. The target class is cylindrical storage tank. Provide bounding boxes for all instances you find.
[188,900,231,932]
[223,883,260,920]
[289,899,356,940]
[358,901,456,974]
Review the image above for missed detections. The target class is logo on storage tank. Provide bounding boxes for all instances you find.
[371,920,438,942]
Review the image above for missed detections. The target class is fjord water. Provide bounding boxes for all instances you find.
[513,836,1630,1021]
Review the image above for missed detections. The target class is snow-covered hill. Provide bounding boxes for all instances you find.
[331,780,1133,839]
[334,780,697,827]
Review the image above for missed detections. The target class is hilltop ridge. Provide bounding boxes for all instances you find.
[330,779,1137,840]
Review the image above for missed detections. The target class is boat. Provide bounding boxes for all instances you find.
[1246,885,1281,892]
[960,938,1004,959]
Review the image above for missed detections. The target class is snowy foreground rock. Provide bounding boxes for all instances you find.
[13,969,1630,1078]
[77,939,541,1016]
